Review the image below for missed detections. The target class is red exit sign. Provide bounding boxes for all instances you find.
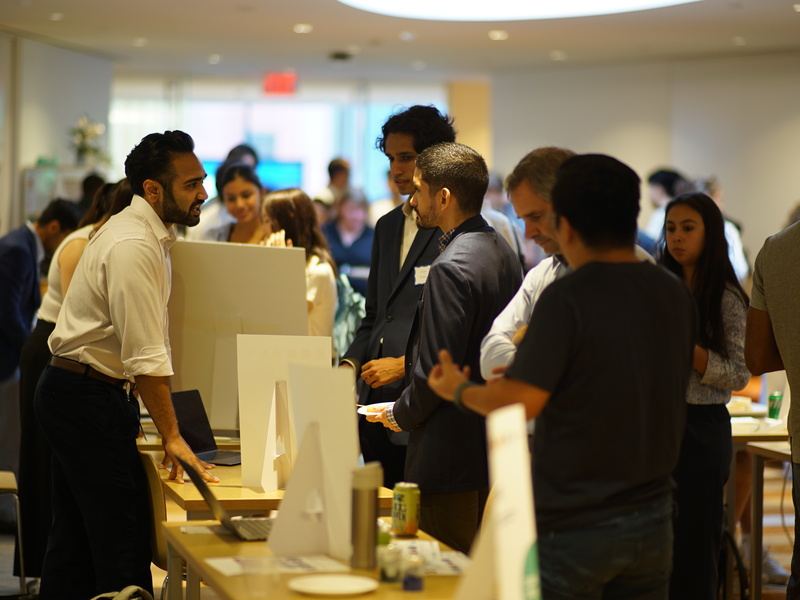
[263,72,297,95]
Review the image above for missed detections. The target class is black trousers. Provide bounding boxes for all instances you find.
[15,319,55,577]
[358,385,407,489]
[669,403,732,600]
[34,365,153,600]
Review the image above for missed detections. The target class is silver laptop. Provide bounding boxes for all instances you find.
[177,456,275,541]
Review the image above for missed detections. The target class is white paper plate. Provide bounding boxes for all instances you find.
[288,574,378,596]
[357,402,393,416]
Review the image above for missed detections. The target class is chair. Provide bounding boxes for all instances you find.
[0,470,27,595]
[138,452,169,600]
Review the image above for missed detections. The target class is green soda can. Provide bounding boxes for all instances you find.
[391,482,420,536]
[768,391,784,419]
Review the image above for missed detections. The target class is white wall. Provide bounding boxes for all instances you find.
[492,52,800,267]
[0,37,113,233]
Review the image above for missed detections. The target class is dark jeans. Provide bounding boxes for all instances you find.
[34,365,152,600]
[669,404,732,600]
[787,461,800,599]
[538,494,674,600]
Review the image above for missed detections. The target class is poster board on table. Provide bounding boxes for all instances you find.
[267,364,359,561]
[169,240,307,430]
[456,403,539,600]
[236,334,332,491]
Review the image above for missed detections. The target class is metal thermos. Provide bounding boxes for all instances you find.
[351,461,383,569]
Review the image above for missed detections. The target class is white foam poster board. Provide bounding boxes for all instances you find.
[169,241,307,430]
[267,364,358,561]
[236,334,332,490]
[456,402,540,600]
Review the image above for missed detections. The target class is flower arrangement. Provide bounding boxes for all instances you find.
[69,115,105,164]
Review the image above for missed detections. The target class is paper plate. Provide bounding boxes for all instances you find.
[288,574,378,596]
[357,402,393,416]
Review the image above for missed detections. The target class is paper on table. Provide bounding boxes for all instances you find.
[389,539,470,575]
[205,555,349,577]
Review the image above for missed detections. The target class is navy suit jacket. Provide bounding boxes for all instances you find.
[0,225,41,379]
[343,204,440,407]
[393,215,523,494]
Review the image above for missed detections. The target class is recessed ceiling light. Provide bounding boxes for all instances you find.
[732,36,746,46]
[133,37,148,47]
[488,30,509,41]
[550,50,569,61]
[399,31,416,42]
[208,54,222,65]
[337,0,701,21]
[411,60,427,70]
[49,12,64,21]
[293,23,313,34]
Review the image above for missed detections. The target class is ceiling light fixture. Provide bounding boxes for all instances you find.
[293,23,313,34]
[488,30,509,41]
[550,50,569,61]
[399,31,416,42]
[132,37,149,47]
[208,54,222,65]
[732,36,746,46]
[337,0,701,21]
[49,12,64,21]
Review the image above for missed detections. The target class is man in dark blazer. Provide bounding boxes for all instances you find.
[0,199,78,524]
[367,142,522,553]
[341,106,457,488]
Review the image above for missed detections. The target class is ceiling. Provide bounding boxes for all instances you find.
[1,0,799,80]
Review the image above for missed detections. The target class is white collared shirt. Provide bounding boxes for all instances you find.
[400,199,418,269]
[49,195,177,380]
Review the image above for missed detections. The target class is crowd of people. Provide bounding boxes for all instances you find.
[1,103,800,600]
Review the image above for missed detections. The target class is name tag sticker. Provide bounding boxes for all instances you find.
[414,265,431,286]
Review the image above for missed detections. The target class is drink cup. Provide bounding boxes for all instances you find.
[768,392,783,419]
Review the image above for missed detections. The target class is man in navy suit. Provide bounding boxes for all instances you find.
[367,142,522,553]
[0,199,78,525]
[341,105,457,488]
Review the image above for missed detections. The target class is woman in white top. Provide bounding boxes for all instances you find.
[203,163,265,245]
[261,188,337,338]
[17,179,133,577]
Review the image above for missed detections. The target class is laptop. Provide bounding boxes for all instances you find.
[171,390,241,466]
[176,456,275,541]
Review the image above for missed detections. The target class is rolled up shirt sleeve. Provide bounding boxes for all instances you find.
[106,238,174,378]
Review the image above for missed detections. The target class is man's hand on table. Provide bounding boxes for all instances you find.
[161,437,219,484]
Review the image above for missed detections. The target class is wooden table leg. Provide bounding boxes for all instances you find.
[751,453,766,600]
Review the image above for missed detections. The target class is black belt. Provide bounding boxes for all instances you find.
[49,356,127,387]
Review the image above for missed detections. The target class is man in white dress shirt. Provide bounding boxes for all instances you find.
[34,130,219,599]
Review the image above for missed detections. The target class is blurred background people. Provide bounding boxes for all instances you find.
[314,157,350,227]
[644,168,692,240]
[323,188,373,296]
[369,169,403,226]
[203,163,265,244]
[262,188,338,339]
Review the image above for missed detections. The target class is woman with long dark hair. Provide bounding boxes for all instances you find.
[659,192,750,599]
[261,188,337,338]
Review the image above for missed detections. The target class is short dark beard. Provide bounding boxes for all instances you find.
[161,182,200,227]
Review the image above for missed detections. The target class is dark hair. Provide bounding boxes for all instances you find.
[658,192,748,357]
[124,130,195,196]
[327,158,350,180]
[415,142,488,216]
[226,144,259,166]
[647,169,692,198]
[81,173,105,198]
[79,181,117,227]
[505,147,576,201]
[216,162,263,198]
[38,199,80,231]
[551,154,640,249]
[376,105,456,154]
[263,188,336,272]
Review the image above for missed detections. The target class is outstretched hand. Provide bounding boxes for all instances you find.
[428,349,470,401]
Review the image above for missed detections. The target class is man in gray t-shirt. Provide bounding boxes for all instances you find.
[745,221,800,598]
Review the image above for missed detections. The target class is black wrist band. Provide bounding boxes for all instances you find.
[453,381,477,412]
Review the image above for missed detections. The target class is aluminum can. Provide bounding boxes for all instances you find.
[391,482,420,536]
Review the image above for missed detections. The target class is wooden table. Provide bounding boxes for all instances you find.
[160,465,394,519]
[136,433,241,452]
[164,520,461,600]
[724,419,789,600]
[747,440,792,600]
